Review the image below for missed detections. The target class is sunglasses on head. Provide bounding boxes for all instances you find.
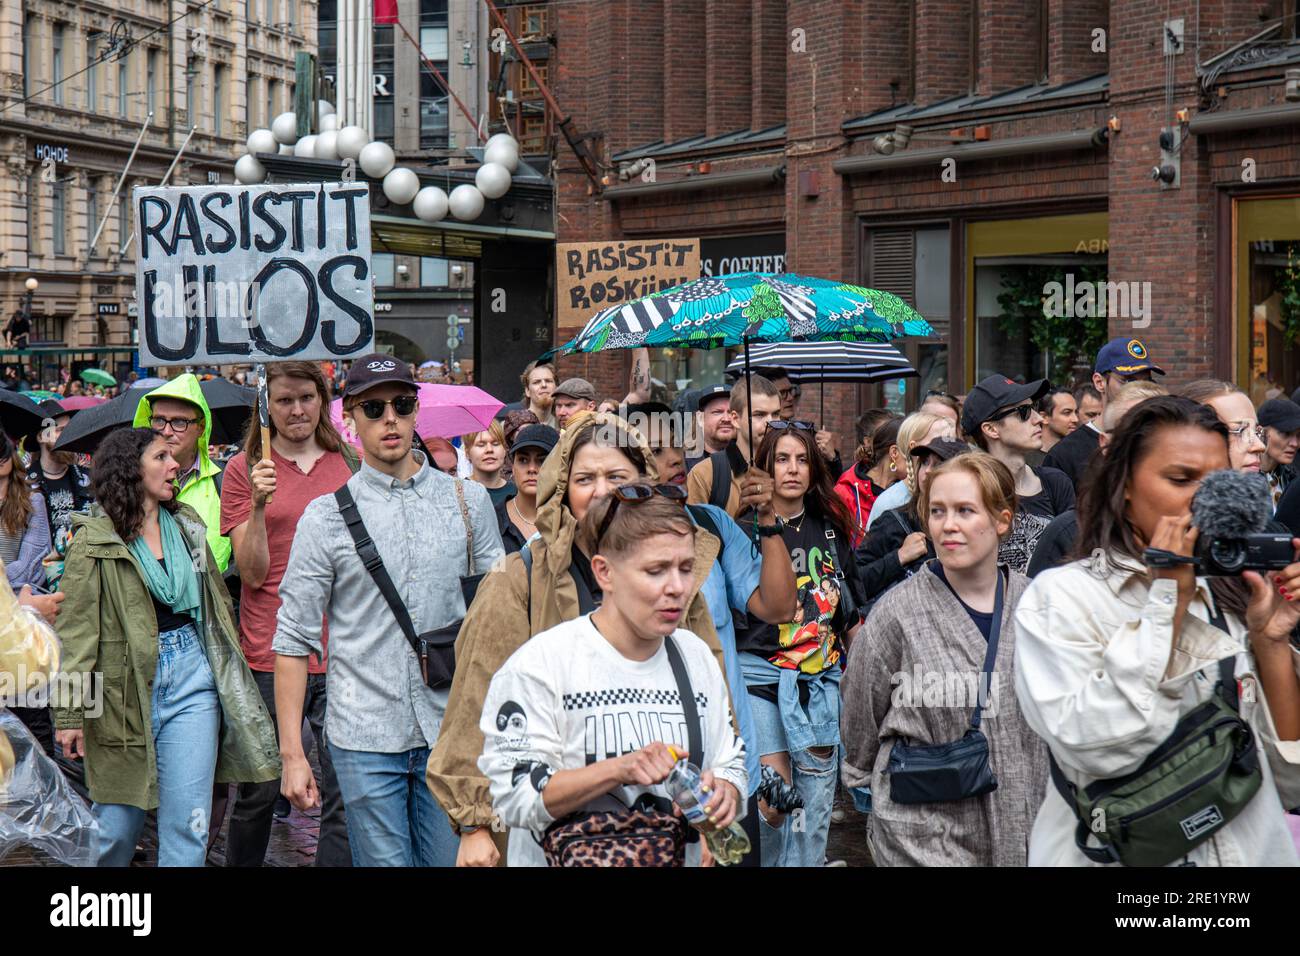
[356,395,418,420]
[594,482,688,549]
[767,420,817,432]
[989,403,1035,423]
[926,389,958,402]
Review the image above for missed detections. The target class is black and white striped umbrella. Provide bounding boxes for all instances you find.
[723,340,918,384]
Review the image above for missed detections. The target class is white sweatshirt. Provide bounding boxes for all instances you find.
[478,615,748,866]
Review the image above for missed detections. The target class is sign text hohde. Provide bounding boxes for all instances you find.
[134,182,375,366]
[555,239,700,327]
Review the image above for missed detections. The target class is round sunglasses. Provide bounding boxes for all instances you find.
[356,395,418,420]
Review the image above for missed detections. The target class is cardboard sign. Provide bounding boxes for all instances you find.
[134,182,375,366]
[555,238,699,327]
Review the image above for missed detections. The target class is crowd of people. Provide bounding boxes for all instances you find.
[3,333,1300,869]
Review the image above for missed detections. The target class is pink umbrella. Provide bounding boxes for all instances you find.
[57,396,109,412]
[329,383,503,447]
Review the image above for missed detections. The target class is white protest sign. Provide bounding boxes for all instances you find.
[134,181,375,366]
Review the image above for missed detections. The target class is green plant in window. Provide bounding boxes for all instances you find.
[996,264,1109,383]
[1279,243,1300,347]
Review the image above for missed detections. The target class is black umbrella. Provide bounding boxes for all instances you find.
[0,389,46,443]
[55,379,255,454]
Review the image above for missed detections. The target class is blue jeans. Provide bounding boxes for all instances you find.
[95,624,221,867]
[749,691,839,868]
[327,744,457,867]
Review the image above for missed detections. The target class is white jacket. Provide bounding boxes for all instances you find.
[1014,551,1300,866]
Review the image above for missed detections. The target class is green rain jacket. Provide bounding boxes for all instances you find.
[133,373,232,572]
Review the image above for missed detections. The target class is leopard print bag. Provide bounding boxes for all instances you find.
[541,807,687,867]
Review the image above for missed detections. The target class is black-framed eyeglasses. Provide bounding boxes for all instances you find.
[594,483,688,549]
[357,395,418,420]
[988,403,1035,424]
[768,420,816,432]
[149,415,200,434]
[778,385,802,401]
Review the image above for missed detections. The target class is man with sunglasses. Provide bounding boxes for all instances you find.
[1043,337,1165,490]
[131,373,232,573]
[273,355,505,866]
[962,375,1075,574]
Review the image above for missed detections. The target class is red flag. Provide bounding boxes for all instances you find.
[374,0,399,24]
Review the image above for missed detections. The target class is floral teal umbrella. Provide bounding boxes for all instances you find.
[549,272,933,357]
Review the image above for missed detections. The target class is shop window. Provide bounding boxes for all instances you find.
[1238,196,1300,404]
[420,257,449,287]
[643,348,728,408]
[372,253,395,287]
[967,212,1109,388]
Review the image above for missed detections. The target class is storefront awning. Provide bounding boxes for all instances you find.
[833,129,1106,175]
[369,214,554,259]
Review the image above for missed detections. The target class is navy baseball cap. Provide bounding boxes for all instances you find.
[960,375,1051,437]
[696,384,731,412]
[1094,337,1165,376]
[509,423,559,457]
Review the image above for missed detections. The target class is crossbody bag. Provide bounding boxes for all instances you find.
[886,567,1004,804]
[539,635,700,867]
[1048,606,1262,867]
[335,479,481,690]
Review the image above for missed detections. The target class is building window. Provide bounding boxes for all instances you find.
[318,0,337,74]
[421,257,449,287]
[419,89,448,149]
[523,4,547,35]
[966,211,1109,388]
[267,78,277,123]
[519,112,546,152]
[22,15,31,99]
[245,72,256,126]
[87,38,98,110]
[1238,196,1300,403]
[187,66,197,123]
[118,192,131,251]
[372,253,395,288]
[87,183,99,256]
[27,175,38,254]
[52,23,65,105]
[118,56,129,117]
[373,25,395,142]
[147,48,157,118]
[520,62,546,93]
[214,65,225,135]
[52,182,66,256]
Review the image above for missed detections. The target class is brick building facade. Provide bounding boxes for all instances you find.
[548,0,1300,455]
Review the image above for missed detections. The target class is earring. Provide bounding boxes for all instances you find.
[889,461,896,472]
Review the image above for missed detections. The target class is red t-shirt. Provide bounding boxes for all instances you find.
[220,446,355,673]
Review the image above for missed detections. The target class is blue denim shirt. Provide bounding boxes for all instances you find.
[691,505,763,797]
[739,653,842,753]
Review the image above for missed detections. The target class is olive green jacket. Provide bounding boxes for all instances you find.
[52,504,280,809]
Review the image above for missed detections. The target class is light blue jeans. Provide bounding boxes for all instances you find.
[327,744,457,867]
[749,692,839,868]
[95,623,221,867]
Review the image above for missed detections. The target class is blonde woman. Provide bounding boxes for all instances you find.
[842,452,1047,866]
[464,422,515,507]
[863,412,956,532]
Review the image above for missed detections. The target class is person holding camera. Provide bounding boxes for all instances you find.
[1014,396,1300,866]
[841,452,1047,866]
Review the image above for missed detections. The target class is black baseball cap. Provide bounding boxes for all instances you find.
[509,423,559,457]
[696,384,731,412]
[1094,337,1165,376]
[1258,398,1300,434]
[960,375,1051,436]
[343,353,417,398]
[910,436,972,462]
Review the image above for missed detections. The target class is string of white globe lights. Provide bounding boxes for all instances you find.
[233,100,520,222]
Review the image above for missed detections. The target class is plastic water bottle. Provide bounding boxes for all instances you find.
[663,747,751,866]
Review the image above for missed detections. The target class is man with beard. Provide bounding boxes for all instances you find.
[686,384,736,472]
[496,361,558,428]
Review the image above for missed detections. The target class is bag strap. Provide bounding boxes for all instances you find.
[520,539,598,617]
[708,450,732,511]
[968,568,1005,732]
[664,635,703,767]
[453,479,475,575]
[334,485,422,660]
[1204,600,1241,711]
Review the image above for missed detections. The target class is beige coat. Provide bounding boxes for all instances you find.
[841,563,1047,866]
[1015,552,1300,866]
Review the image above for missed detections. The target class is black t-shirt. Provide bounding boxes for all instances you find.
[485,481,517,509]
[150,556,195,633]
[28,463,94,558]
[1026,509,1079,578]
[735,511,853,671]
[999,466,1076,575]
[1042,423,1101,490]
[931,562,994,641]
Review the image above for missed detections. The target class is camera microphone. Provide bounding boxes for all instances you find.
[1190,470,1272,540]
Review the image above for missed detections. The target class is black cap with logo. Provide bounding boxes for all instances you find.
[959,375,1051,437]
[343,353,418,398]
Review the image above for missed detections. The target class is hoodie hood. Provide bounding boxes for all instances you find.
[535,410,660,579]
[132,373,217,482]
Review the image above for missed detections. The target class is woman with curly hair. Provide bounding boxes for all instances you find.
[52,428,279,867]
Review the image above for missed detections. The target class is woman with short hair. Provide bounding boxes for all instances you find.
[464,421,515,507]
[842,452,1046,866]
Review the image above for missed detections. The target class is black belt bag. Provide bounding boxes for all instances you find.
[335,480,480,691]
[887,569,1004,804]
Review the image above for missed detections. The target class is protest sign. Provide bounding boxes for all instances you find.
[555,238,699,327]
[134,182,375,366]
